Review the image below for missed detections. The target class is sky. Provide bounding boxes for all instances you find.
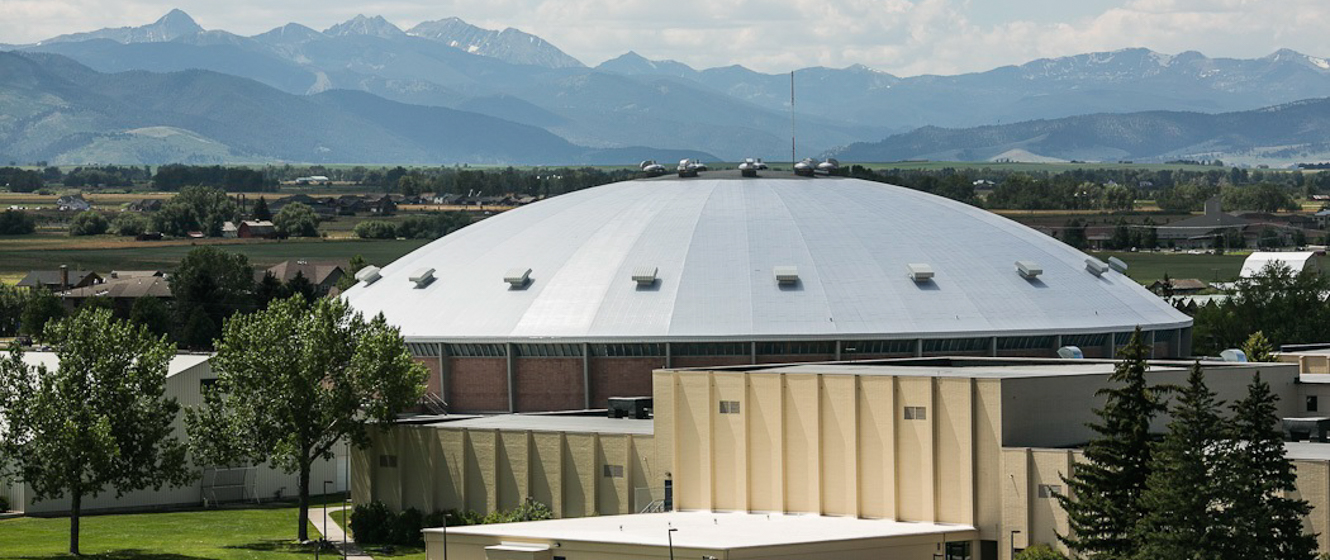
[2,0,1328,75]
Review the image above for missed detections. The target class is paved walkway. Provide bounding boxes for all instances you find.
[312,505,374,560]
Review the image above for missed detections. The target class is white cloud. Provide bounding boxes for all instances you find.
[2,0,1329,75]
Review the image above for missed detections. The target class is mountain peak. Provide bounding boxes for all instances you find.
[41,8,203,45]
[253,22,324,44]
[597,51,697,77]
[324,14,405,38]
[156,9,198,27]
[407,17,584,68]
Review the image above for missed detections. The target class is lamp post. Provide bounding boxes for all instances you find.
[322,480,334,545]
[1011,529,1022,560]
[667,528,678,560]
[443,512,452,560]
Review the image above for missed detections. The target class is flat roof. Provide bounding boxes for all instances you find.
[434,511,974,550]
[409,413,653,436]
[19,352,210,378]
[667,357,1277,380]
[1286,442,1330,461]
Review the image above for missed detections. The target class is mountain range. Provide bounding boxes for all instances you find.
[6,9,1330,164]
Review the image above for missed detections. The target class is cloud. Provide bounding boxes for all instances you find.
[1,0,1328,75]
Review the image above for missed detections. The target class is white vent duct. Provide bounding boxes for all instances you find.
[505,268,532,288]
[816,158,840,173]
[774,266,800,285]
[355,265,382,285]
[1108,256,1129,274]
[1015,261,1042,279]
[1220,348,1249,362]
[409,267,435,288]
[1057,346,1085,359]
[1086,258,1109,277]
[632,266,659,286]
[906,263,934,282]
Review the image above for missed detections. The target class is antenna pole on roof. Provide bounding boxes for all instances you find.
[790,70,796,168]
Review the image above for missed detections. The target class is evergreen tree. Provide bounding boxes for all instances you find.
[252,196,271,221]
[1059,328,1165,559]
[1241,331,1274,363]
[1132,363,1223,560]
[1220,373,1317,560]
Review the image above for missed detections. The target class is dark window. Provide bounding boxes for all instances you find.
[756,341,835,355]
[719,401,741,414]
[589,343,665,357]
[946,541,972,560]
[1309,395,1320,412]
[922,338,989,354]
[904,406,927,421]
[602,464,624,478]
[1037,484,1062,498]
[842,339,915,355]
[514,344,584,357]
[672,342,749,356]
[997,336,1054,351]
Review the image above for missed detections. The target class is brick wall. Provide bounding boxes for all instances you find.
[589,357,663,406]
[447,357,509,412]
[514,358,585,412]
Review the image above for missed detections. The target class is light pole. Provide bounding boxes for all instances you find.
[322,480,334,545]
[1010,529,1022,560]
[443,512,452,560]
[667,528,678,560]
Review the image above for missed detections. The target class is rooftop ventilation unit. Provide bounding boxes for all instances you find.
[505,268,532,288]
[677,158,701,178]
[409,267,435,288]
[755,158,768,170]
[632,266,659,286]
[1220,348,1249,362]
[1057,346,1085,359]
[738,158,759,177]
[640,160,666,177]
[794,158,817,177]
[816,158,841,173]
[774,266,800,285]
[1108,256,1129,274]
[1086,258,1109,277]
[355,265,382,285]
[906,263,934,282]
[1015,261,1042,279]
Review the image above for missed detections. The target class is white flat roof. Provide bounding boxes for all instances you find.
[1287,442,1330,461]
[433,511,974,550]
[681,358,1282,380]
[420,413,653,436]
[19,352,210,378]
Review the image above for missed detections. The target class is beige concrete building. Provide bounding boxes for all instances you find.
[2,352,346,514]
[352,356,1330,560]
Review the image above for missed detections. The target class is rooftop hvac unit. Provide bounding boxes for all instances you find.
[738,158,759,177]
[505,268,532,288]
[774,266,800,285]
[816,158,840,173]
[1057,346,1085,359]
[794,158,816,177]
[1220,348,1249,362]
[1015,261,1042,279]
[355,265,382,285]
[632,266,659,286]
[1108,256,1129,274]
[409,267,434,288]
[1086,258,1110,277]
[906,263,934,282]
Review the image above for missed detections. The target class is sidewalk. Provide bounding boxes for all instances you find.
[312,505,373,560]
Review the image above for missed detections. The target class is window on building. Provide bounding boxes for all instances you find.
[904,406,927,420]
[946,541,972,560]
[379,455,398,468]
[719,400,741,414]
[1037,484,1062,499]
[1309,395,1319,413]
[602,464,624,478]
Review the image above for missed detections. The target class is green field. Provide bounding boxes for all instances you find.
[0,238,430,274]
[0,498,425,560]
[1090,251,1251,284]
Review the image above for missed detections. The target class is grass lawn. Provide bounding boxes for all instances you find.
[0,499,425,560]
[1090,251,1251,284]
[0,238,430,274]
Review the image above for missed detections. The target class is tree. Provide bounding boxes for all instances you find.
[19,289,64,339]
[0,308,190,554]
[252,196,272,221]
[1059,329,1166,559]
[169,247,255,349]
[1015,544,1069,560]
[273,202,319,238]
[255,272,285,308]
[129,296,173,338]
[1219,373,1318,560]
[0,210,37,235]
[154,186,238,237]
[1061,219,1088,249]
[111,212,150,237]
[1191,262,1330,355]
[1242,331,1274,363]
[67,211,109,236]
[0,285,31,336]
[354,220,397,239]
[1132,363,1223,560]
[282,271,316,303]
[186,296,427,542]
[336,255,370,291]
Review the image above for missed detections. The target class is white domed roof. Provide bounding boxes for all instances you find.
[345,174,1190,342]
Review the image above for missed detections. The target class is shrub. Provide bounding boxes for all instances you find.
[392,508,425,546]
[0,494,9,512]
[69,211,110,236]
[0,209,36,235]
[1016,544,1069,560]
[112,212,150,236]
[507,497,553,522]
[354,220,397,239]
[349,501,394,545]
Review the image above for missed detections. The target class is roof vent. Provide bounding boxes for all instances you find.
[906,263,934,282]
[1015,261,1042,279]
[794,158,816,177]
[816,158,840,173]
[632,266,659,286]
[1057,346,1085,359]
[677,159,703,177]
[505,268,532,288]
[738,158,760,177]
[409,267,434,288]
[1108,256,1129,274]
[640,160,666,177]
[774,266,799,285]
[1086,258,1109,277]
[1220,348,1249,362]
[355,265,382,285]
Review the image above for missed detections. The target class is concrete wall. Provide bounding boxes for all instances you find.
[356,424,657,518]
